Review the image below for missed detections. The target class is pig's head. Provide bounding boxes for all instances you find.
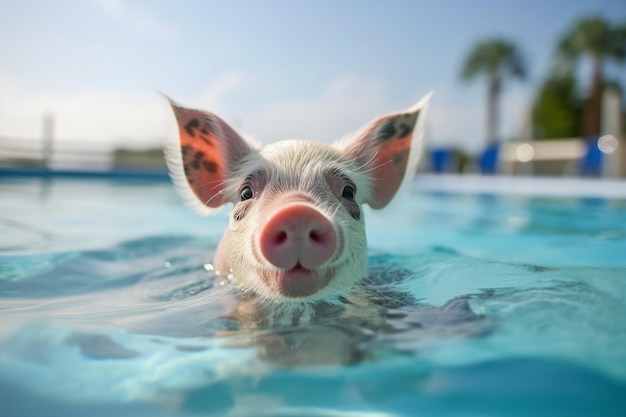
[166,94,430,306]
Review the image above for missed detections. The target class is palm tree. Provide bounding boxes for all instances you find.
[555,15,626,138]
[533,71,583,139]
[461,39,526,144]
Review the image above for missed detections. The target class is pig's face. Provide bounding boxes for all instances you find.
[224,140,370,302]
[166,94,430,306]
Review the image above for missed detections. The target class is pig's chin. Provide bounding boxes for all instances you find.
[261,264,332,299]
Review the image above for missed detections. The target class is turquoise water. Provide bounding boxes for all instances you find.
[1,177,625,417]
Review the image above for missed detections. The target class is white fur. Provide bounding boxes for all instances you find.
[226,141,369,306]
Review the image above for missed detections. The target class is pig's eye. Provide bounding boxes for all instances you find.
[240,186,254,201]
[341,185,356,201]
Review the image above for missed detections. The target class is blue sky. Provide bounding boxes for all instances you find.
[0,0,624,154]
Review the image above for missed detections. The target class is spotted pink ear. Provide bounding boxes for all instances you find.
[342,93,431,209]
[166,100,254,211]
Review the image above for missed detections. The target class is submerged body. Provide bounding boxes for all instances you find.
[166,94,431,312]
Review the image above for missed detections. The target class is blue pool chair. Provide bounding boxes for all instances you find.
[479,144,499,174]
[430,148,455,173]
[579,137,603,177]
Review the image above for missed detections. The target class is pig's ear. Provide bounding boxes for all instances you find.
[164,98,255,214]
[340,93,431,209]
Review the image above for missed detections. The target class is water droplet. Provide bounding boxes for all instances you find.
[164,261,172,268]
[203,263,214,272]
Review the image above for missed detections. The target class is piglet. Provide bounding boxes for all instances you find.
[165,94,431,307]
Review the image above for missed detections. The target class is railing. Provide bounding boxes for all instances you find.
[2,133,624,179]
[0,134,169,180]
[0,136,114,170]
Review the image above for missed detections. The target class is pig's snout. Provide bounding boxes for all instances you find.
[259,202,337,270]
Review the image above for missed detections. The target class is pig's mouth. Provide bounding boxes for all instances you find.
[261,263,332,298]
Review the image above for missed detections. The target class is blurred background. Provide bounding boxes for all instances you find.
[0,0,625,177]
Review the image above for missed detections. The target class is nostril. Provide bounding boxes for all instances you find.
[309,229,326,243]
[274,230,287,244]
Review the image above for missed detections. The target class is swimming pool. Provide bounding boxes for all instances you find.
[1,175,625,416]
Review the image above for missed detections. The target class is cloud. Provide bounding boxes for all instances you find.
[425,83,532,154]
[91,0,179,41]
[0,73,399,151]
[0,71,530,160]
[0,72,166,150]
[243,76,394,144]
[188,71,249,113]
[0,70,253,151]
[428,101,481,151]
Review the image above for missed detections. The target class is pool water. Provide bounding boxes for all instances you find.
[1,177,625,417]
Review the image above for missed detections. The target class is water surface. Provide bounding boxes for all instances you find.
[1,177,625,417]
